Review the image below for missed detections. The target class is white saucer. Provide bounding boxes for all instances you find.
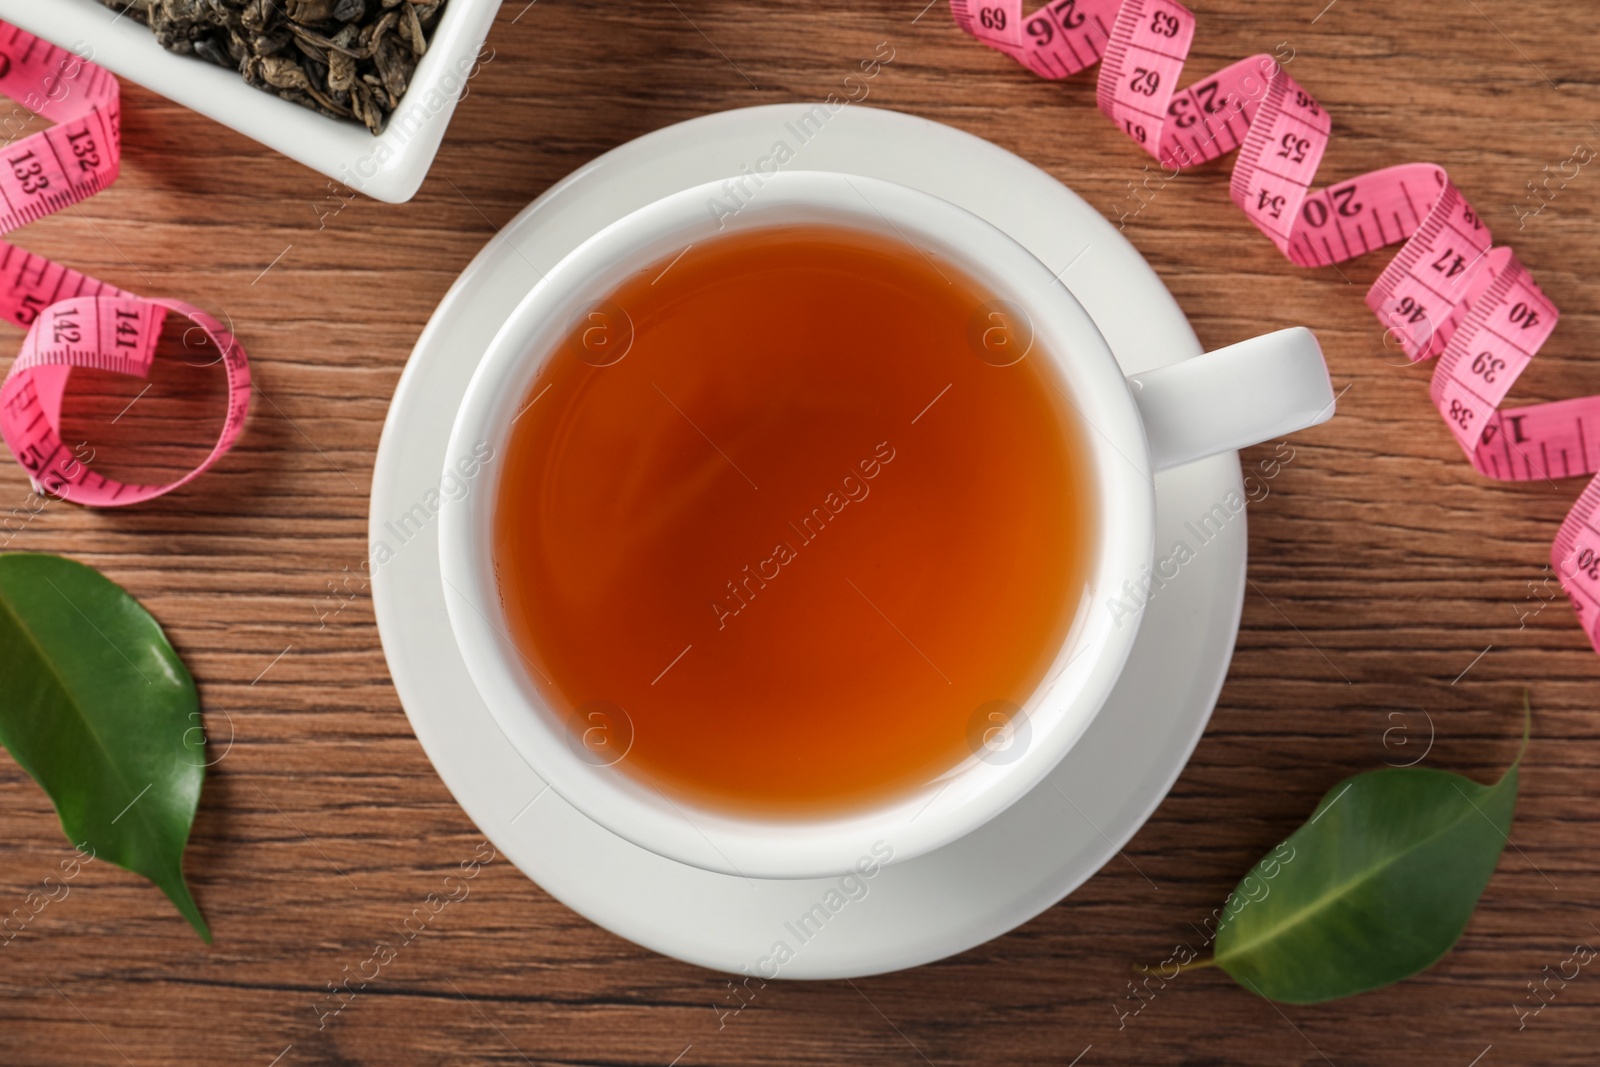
[370,104,1247,978]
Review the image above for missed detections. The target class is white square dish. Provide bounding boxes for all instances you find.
[0,0,501,203]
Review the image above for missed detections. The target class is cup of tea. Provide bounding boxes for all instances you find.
[438,170,1333,880]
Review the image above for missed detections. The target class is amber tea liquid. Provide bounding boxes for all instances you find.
[493,224,1095,816]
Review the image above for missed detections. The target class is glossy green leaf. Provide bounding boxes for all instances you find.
[1210,718,1525,1003]
[0,553,209,940]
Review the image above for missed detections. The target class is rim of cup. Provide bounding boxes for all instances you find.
[437,171,1155,880]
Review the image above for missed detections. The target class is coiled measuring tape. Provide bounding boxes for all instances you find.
[953,0,1600,656]
[0,23,249,505]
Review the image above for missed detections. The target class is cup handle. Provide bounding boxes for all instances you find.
[1127,327,1336,473]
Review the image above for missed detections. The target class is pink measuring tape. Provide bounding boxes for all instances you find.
[952,0,1600,657]
[0,23,249,505]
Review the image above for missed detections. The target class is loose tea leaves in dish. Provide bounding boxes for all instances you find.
[97,0,447,134]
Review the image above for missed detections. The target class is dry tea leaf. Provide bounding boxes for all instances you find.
[97,0,448,133]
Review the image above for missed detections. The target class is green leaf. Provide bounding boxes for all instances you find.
[1210,711,1527,1003]
[0,553,209,941]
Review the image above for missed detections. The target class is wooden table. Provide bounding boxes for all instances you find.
[3,1,1598,1063]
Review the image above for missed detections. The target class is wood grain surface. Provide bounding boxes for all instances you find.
[2,1,1598,1064]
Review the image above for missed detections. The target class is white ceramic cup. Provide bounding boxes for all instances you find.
[438,171,1334,880]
